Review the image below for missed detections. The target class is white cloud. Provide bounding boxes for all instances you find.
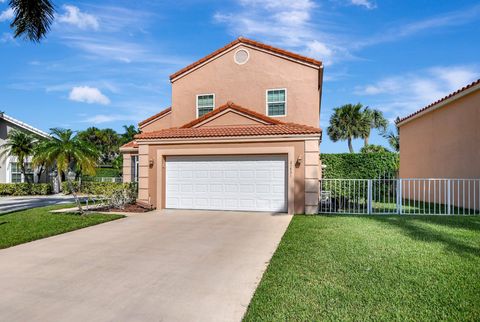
[350,0,376,9]
[354,65,479,117]
[69,86,110,105]
[214,0,349,65]
[0,7,14,22]
[57,5,99,30]
[0,32,14,43]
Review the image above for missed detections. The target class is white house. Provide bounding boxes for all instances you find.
[0,112,51,184]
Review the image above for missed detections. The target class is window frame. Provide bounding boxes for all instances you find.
[265,88,287,117]
[196,93,215,118]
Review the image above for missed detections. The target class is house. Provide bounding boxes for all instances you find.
[0,112,51,183]
[120,37,323,214]
[396,79,480,179]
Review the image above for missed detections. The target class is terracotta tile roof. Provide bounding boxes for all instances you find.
[397,78,480,125]
[135,123,321,140]
[169,37,323,81]
[138,107,171,127]
[180,101,282,128]
[120,140,138,149]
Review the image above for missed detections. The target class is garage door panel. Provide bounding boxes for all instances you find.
[165,155,287,212]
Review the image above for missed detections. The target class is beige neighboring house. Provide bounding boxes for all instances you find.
[397,79,480,179]
[0,112,51,184]
[120,37,323,214]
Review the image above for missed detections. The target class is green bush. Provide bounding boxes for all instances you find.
[62,181,137,197]
[321,152,399,179]
[94,167,121,178]
[0,183,52,196]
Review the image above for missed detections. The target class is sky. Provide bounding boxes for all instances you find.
[0,0,479,153]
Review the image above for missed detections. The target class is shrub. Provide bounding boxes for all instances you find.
[62,181,137,198]
[0,183,52,196]
[321,152,399,179]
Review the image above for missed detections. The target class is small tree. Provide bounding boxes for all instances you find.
[0,129,37,183]
[383,117,400,152]
[34,128,99,213]
[360,144,390,154]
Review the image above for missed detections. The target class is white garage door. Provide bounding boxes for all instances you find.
[165,155,287,212]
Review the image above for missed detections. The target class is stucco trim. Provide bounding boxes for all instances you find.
[192,109,272,128]
[139,108,172,128]
[156,147,295,214]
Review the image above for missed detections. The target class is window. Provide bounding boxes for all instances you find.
[10,162,34,183]
[10,162,22,183]
[196,94,215,117]
[266,89,286,116]
[131,155,139,182]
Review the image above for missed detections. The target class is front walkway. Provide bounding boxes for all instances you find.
[0,209,292,321]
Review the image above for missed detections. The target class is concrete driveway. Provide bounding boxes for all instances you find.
[0,195,81,214]
[0,209,292,322]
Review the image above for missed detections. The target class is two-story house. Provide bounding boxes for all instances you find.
[120,38,323,214]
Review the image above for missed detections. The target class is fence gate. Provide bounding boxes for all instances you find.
[319,179,480,215]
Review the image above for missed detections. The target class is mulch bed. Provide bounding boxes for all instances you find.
[96,203,153,213]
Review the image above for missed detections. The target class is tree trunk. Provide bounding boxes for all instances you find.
[66,172,83,215]
[20,160,31,184]
[348,137,354,153]
[364,136,369,147]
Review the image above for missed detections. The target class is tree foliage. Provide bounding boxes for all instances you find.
[321,153,399,179]
[327,103,368,153]
[9,0,55,42]
[360,144,390,154]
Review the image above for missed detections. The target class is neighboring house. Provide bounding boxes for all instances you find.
[0,112,51,184]
[120,37,323,214]
[397,79,480,179]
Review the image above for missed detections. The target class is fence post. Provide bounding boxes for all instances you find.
[397,179,402,214]
[367,179,372,215]
[447,179,451,215]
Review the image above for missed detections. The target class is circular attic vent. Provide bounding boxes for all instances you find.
[234,49,249,65]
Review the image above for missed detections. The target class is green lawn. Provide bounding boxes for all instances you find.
[244,215,480,321]
[0,204,124,249]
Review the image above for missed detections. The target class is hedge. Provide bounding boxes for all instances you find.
[0,183,52,196]
[321,152,399,179]
[62,181,137,197]
[94,167,121,178]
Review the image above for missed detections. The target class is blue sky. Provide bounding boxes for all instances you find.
[1,0,479,153]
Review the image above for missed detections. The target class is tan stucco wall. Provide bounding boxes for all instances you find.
[136,139,320,214]
[170,44,321,128]
[140,112,172,132]
[198,111,265,127]
[399,90,480,179]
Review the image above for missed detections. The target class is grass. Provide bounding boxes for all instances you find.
[0,204,124,249]
[244,215,480,321]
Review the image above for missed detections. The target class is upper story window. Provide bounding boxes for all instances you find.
[196,94,215,117]
[266,89,287,117]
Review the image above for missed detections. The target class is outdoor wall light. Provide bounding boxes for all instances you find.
[149,159,154,168]
[296,155,303,167]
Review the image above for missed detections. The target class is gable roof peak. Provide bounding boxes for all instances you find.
[169,37,322,81]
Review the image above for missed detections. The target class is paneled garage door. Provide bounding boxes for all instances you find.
[165,155,287,212]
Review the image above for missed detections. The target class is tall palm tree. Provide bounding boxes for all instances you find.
[34,128,99,213]
[0,130,36,183]
[361,107,388,147]
[327,103,367,153]
[8,0,55,42]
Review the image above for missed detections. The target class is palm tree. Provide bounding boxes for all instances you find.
[327,103,367,153]
[0,130,36,183]
[121,125,139,145]
[383,119,400,152]
[361,107,388,147]
[33,128,99,213]
[8,0,55,42]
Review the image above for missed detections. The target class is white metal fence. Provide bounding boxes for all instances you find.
[319,178,480,215]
